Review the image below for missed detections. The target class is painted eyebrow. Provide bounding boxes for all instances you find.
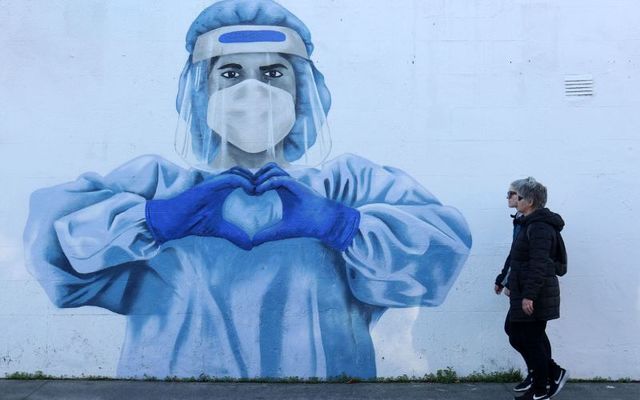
[217,63,243,70]
[259,63,288,71]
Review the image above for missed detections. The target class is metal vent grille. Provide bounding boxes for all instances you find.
[565,74,594,97]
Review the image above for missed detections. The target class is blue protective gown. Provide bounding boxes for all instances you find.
[24,153,471,379]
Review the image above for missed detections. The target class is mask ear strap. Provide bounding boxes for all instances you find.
[267,80,277,161]
[218,75,229,167]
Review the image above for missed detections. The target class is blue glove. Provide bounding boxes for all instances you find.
[252,173,360,251]
[253,162,290,185]
[145,172,255,250]
[225,163,289,185]
[223,165,257,181]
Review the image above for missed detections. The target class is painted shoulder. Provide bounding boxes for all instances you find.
[103,155,196,198]
[313,153,385,176]
[105,154,185,178]
[321,153,422,186]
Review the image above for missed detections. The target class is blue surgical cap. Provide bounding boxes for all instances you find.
[177,0,332,163]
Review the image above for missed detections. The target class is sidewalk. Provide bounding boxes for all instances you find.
[1,381,638,400]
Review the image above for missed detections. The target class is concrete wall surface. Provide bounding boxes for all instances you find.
[0,0,638,379]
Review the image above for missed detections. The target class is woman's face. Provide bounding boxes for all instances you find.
[208,52,296,101]
[507,187,518,208]
[516,194,535,215]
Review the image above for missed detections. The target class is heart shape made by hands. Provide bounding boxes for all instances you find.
[222,188,283,239]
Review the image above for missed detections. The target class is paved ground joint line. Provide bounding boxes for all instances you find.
[21,381,48,400]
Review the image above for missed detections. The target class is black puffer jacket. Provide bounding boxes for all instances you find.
[508,208,564,322]
[495,213,523,288]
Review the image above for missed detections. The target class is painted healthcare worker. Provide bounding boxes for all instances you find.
[24,0,472,379]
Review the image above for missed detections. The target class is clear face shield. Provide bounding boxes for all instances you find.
[175,26,331,171]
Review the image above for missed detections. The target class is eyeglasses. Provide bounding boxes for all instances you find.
[507,191,517,199]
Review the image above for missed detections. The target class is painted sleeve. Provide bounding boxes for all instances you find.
[23,155,196,313]
[298,154,472,308]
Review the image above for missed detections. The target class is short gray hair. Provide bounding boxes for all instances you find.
[510,178,531,193]
[513,177,547,209]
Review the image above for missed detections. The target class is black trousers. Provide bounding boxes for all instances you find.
[505,314,559,392]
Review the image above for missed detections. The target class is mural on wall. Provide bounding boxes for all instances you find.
[23,0,472,379]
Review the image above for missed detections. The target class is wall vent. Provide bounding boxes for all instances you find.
[564,74,594,97]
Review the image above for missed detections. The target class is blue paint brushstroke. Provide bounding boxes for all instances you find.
[219,30,286,43]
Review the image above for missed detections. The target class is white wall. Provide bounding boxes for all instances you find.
[0,0,638,379]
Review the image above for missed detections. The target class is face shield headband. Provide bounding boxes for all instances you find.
[175,25,331,171]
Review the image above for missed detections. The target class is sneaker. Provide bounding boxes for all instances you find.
[514,388,550,400]
[514,372,533,392]
[548,367,569,398]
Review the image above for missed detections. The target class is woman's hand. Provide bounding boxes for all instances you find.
[522,298,534,315]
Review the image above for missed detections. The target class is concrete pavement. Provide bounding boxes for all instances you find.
[1,381,638,400]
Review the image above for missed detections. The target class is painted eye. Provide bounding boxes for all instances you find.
[221,71,240,79]
[264,70,283,78]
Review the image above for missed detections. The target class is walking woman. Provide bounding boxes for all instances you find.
[494,180,526,390]
[507,178,569,400]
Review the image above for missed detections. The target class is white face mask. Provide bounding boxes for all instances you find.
[207,79,296,154]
